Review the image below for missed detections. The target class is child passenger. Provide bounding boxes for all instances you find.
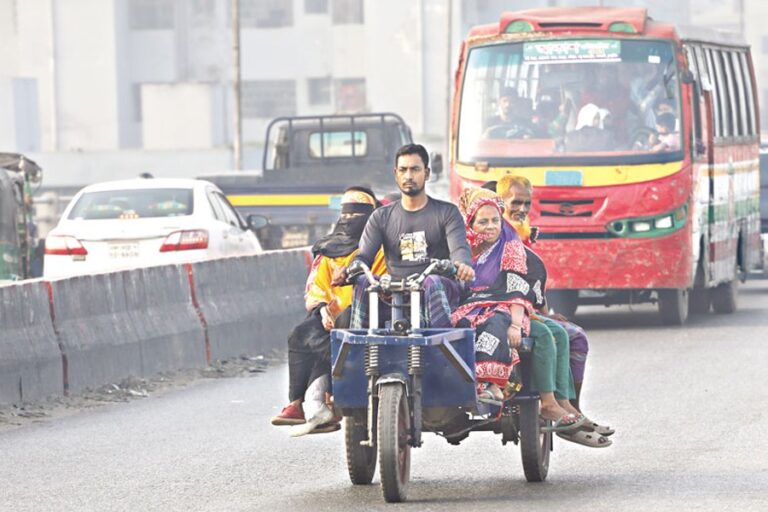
[649,112,680,152]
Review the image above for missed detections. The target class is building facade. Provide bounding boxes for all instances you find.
[0,0,764,186]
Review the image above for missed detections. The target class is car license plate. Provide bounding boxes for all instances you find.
[108,242,140,259]
[545,170,583,186]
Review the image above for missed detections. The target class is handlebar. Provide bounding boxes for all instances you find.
[348,259,456,294]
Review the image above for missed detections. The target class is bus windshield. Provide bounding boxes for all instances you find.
[457,39,682,165]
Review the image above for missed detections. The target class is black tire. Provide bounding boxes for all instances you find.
[546,290,578,318]
[711,279,738,314]
[689,287,711,314]
[378,383,411,503]
[344,414,377,485]
[519,400,551,482]
[658,288,689,325]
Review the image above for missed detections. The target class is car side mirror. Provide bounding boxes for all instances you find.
[681,69,695,85]
[430,152,444,181]
[246,214,268,231]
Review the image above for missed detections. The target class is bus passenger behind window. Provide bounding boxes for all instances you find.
[649,112,680,153]
[483,87,534,139]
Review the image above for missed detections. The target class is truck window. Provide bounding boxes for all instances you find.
[308,131,368,158]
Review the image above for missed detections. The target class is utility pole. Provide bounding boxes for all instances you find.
[231,0,243,170]
[445,0,453,135]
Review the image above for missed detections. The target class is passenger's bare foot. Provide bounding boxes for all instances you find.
[557,399,581,416]
[539,403,570,422]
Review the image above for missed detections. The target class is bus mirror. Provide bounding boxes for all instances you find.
[695,140,706,156]
[430,152,444,180]
[681,69,695,85]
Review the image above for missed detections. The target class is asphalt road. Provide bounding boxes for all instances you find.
[2,280,768,511]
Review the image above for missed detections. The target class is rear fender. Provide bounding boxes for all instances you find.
[377,373,409,396]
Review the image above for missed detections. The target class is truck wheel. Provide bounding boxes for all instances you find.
[378,383,411,503]
[546,290,578,318]
[519,400,551,482]
[658,288,689,325]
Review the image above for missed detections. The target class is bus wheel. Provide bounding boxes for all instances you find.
[689,288,711,314]
[712,270,738,314]
[658,288,689,325]
[546,290,578,318]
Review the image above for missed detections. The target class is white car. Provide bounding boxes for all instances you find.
[44,178,263,278]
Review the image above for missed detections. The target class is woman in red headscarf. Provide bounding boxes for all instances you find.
[452,188,589,436]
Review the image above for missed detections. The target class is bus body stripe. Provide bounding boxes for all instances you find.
[456,158,759,188]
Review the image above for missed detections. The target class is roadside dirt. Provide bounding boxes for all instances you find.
[0,351,286,432]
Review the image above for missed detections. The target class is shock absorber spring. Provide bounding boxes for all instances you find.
[408,345,422,375]
[366,345,380,376]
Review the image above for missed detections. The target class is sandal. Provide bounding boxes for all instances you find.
[580,417,615,437]
[477,383,504,402]
[557,429,612,448]
[540,413,586,433]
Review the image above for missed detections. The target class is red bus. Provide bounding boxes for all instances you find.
[449,7,763,324]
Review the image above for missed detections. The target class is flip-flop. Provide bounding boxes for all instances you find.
[579,417,615,437]
[540,413,586,433]
[557,429,612,448]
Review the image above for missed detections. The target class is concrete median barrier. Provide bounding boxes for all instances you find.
[49,265,206,394]
[0,281,63,404]
[191,249,309,361]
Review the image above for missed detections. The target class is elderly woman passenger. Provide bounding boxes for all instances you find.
[452,187,612,447]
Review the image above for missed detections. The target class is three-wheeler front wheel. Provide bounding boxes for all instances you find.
[344,412,377,485]
[378,383,411,502]
[519,399,551,482]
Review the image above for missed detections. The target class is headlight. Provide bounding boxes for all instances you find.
[631,221,652,232]
[654,216,673,229]
[606,204,687,238]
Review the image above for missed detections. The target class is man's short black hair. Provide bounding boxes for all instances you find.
[395,143,429,168]
[656,112,676,132]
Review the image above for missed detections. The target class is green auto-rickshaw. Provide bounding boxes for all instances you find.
[0,153,42,282]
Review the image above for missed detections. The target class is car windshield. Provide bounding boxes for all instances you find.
[68,188,194,220]
[457,38,682,165]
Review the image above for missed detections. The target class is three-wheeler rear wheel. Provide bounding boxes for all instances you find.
[378,383,411,502]
[518,400,551,482]
[344,412,377,485]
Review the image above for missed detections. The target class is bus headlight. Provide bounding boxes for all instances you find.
[606,204,687,238]
[632,221,652,232]
[654,216,673,229]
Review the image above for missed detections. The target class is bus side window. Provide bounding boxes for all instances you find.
[685,44,705,156]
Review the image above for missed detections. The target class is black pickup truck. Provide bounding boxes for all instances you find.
[200,113,424,249]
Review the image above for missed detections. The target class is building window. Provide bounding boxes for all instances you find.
[133,83,143,122]
[335,78,366,113]
[305,0,329,14]
[332,0,364,24]
[240,0,293,28]
[242,80,297,118]
[130,0,175,30]
[308,78,332,105]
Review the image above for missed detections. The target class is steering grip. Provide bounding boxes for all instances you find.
[345,260,365,282]
[433,259,457,277]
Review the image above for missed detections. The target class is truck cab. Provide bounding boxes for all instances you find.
[199,113,413,249]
